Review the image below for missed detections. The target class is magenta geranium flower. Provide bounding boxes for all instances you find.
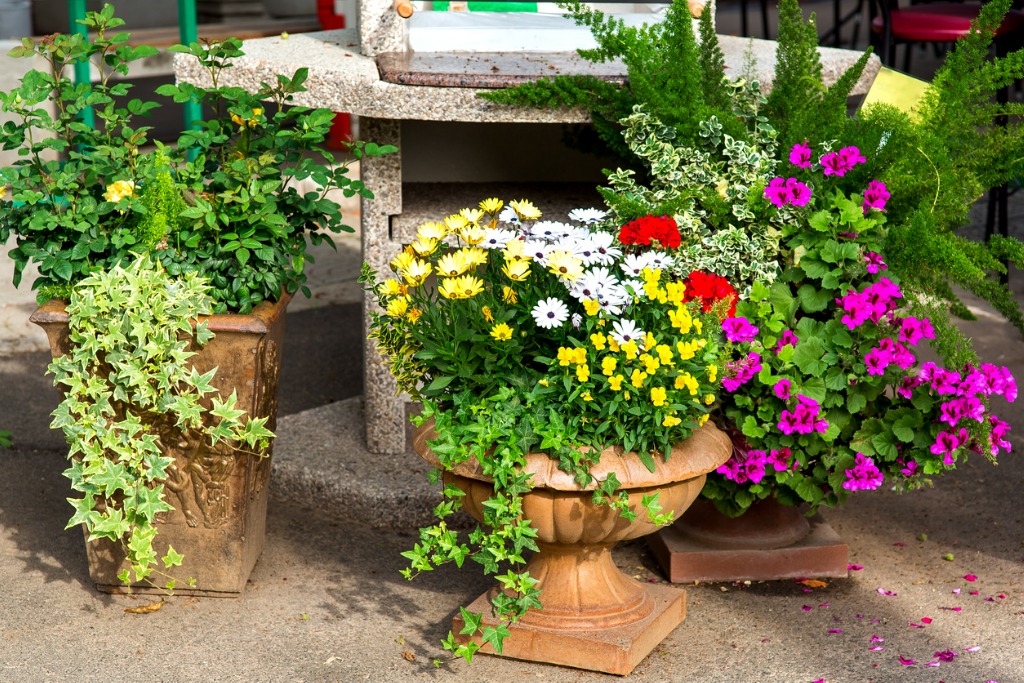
[821,146,866,177]
[789,141,813,168]
[862,179,890,213]
[764,177,812,207]
[722,316,759,343]
[774,378,792,400]
[842,452,884,490]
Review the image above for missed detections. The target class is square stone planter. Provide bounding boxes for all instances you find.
[30,295,289,596]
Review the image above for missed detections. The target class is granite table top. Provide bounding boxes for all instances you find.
[174,28,881,124]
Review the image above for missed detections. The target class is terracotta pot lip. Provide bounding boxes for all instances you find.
[29,291,293,334]
[414,417,732,491]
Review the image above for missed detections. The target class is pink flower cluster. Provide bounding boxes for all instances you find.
[717,446,794,483]
[821,146,866,177]
[722,316,759,343]
[864,251,887,274]
[764,177,812,208]
[778,394,829,435]
[837,277,902,330]
[776,330,799,352]
[843,452,884,490]
[909,362,1018,460]
[864,337,918,376]
[722,352,762,392]
[863,179,890,213]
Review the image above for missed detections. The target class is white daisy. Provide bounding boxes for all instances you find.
[569,207,608,224]
[589,232,622,266]
[620,252,656,278]
[523,239,550,263]
[532,297,570,329]
[610,319,645,345]
[598,283,631,315]
[571,313,582,329]
[570,267,618,302]
[498,206,521,225]
[646,252,676,270]
[481,228,516,250]
[529,220,568,241]
[622,279,646,300]
[551,236,588,259]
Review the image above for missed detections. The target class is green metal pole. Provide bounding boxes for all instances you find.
[67,0,95,128]
[178,0,202,132]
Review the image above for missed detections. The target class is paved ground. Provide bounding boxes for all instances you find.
[3,3,1024,681]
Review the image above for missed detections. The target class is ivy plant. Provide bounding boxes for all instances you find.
[48,254,273,588]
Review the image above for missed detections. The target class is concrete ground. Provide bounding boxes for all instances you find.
[3,2,1024,681]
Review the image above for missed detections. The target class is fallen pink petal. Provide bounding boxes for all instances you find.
[802,605,814,612]
[877,587,898,596]
[986,597,995,602]
[870,635,885,643]
[952,588,962,595]
[964,573,978,582]
[940,606,963,612]
[921,617,933,624]
[965,646,981,652]
[970,590,980,595]
[869,646,885,652]
[819,602,830,608]
[827,628,842,634]
[998,594,1007,599]
[899,655,916,666]
[926,661,941,668]
[909,622,926,628]
[848,564,864,570]
[935,649,958,662]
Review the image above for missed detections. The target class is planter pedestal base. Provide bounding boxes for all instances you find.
[453,582,686,676]
[649,513,849,583]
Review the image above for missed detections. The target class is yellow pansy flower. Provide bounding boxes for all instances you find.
[576,365,590,382]
[630,368,648,388]
[608,374,624,391]
[698,414,709,426]
[669,307,693,333]
[582,391,593,402]
[676,340,698,360]
[694,319,703,333]
[438,275,484,299]
[707,364,718,383]
[510,199,541,220]
[490,322,513,341]
[538,378,549,387]
[601,356,617,376]
[620,340,640,358]
[608,338,620,352]
[674,372,699,395]
[644,331,657,351]
[557,347,575,367]
[704,393,716,405]
[662,415,681,427]
[655,344,674,366]
[640,353,660,374]
[590,333,607,351]
[230,107,262,128]
[650,386,667,407]
[583,299,601,317]
[666,282,686,302]
[502,260,531,282]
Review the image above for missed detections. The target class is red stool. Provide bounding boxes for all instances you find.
[317,0,353,148]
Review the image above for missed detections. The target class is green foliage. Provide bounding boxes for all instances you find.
[48,254,274,586]
[0,4,394,313]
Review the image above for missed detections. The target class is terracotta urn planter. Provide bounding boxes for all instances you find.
[414,419,732,675]
[30,295,289,596]
[648,494,850,583]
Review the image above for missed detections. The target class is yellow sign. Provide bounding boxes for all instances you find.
[860,66,931,117]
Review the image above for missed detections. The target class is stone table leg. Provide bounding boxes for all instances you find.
[360,116,408,455]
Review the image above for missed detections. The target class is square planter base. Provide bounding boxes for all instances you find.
[452,583,687,676]
[648,515,850,583]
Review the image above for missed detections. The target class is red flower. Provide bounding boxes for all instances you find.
[683,271,737,318]
[619,215,681,248]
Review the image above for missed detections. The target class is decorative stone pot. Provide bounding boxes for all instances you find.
[30,295,289,596]
[648,494,850,583]
[414,419,732,676]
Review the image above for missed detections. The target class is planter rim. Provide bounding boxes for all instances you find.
[29,292,293,335]
[414,417,732,492]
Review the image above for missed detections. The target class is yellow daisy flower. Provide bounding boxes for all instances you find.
[436,251,471,278]
[479,197,503,214]
[490,322,513,341]
[501,260,531,282]
[461,247,488,267]
[438,275,485,299]
[510,199,542,221]
[503,239,530,262]
[410,237,439,257]
[416,221,447,241]
[390,249,414,273]
[401,259,432,286]
[460,225,488,245]
[546,251,583,282]
[443,214,468,233]
[385,296,409,318]
[501,286,518,304]
[460,207,485,225]
[380,279,406,297]
[406,308,423,323]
